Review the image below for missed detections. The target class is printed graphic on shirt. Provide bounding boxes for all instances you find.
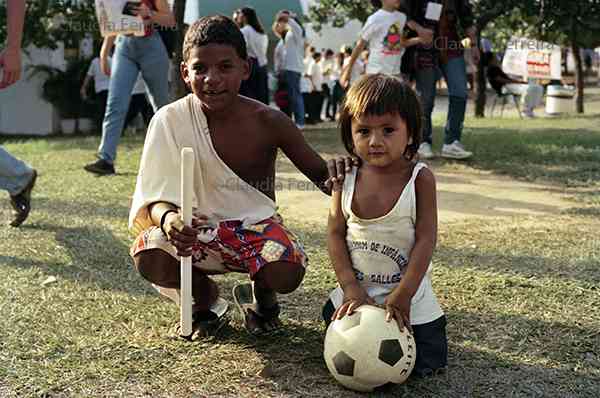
[348,239,408,284]
[382,23,404,55]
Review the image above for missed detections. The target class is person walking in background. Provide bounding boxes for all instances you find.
[272,20,291,116]
[305,51,324,124]
[321,49,337,121]
[1,0,37,227]
[325,51,345,121]
[237,7,269,104]
[275,10,305,129]
[84,0,174,175]
[406,0,479,160]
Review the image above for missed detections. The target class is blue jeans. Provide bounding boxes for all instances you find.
[0,146,34,195]
[283,70,305,127]
[415,56,468,145]
[98,32,170,164]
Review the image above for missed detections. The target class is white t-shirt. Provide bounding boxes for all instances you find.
[283,18,305,73]
[87,56,146,95]
[343,57,364,84]
[329,163,444,326]
[360,9,407,76]
[273,39,286,74]
[307,60,323,91]
[300,76,312,94]
[321,58,335,85]
[240,25,268,67]
[87,57,111,93]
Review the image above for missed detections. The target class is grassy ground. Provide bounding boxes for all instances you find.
[1,93,599,397]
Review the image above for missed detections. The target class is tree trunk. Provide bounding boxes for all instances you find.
[169,0,189,101]
[474,28,487,117]
[571,41,585,113]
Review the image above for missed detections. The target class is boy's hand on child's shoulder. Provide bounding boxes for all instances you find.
[384,288,413,334]
[325,156,359,192]
[164,212,209,257]
[333,282,376,321]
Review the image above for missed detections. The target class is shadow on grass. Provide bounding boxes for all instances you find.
[436,188,564,218]
[2,223,150,296]
[462,127,600,187]
[30,197,131,220]
[436,244,600,285]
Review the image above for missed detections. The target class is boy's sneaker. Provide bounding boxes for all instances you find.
[441,141,473,160]
[84,159,115,175]
[9,169,37,227]
[418,142,434,159]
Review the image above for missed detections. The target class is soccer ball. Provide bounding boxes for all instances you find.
[323,304,416,392]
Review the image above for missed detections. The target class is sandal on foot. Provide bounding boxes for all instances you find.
[173,297,229,341]
[232,283,281,335]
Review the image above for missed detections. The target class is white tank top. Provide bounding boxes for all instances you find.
[329,162,444,325]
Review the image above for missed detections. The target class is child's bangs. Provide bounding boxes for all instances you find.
[345,75,403,119]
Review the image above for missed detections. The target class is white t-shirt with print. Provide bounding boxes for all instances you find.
[360,9,407,76]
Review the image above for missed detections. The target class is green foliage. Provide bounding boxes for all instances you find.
[520,0,600,48]
[0,0,100,50]
[28,58,90,118]
[308,0,376,31]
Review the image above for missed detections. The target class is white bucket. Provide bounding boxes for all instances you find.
[546,85,574,114]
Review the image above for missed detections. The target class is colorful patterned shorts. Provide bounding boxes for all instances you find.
[130,215,307,278]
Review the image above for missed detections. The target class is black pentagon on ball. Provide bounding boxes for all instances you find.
[378,339,404,367]
[333,351,355,376]
[338,312,361,333]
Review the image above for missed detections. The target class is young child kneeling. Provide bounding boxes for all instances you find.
[129,16,349,339]
[323,74,447,377]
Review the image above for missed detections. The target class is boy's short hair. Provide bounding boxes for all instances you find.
[183,15,247,62]
[312,52,321,60]
[339,74,423,161]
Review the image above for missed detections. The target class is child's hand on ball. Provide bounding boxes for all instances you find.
[384,288,413,334]
[333,282,376,320]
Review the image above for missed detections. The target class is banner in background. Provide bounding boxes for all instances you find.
[502,37,562,80]
[95,0,145,37]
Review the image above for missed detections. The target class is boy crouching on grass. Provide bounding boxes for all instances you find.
[128,15,351,338]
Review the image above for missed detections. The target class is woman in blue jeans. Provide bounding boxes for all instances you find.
[84,0,174,175]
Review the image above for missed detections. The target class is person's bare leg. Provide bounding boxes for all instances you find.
[134,249,219,312]
[244,261,305,332]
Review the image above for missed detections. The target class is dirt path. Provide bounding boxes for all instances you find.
[275,167,573,225]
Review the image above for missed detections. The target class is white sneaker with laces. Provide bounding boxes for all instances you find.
[441,141,472,159]
[418,142,434,159]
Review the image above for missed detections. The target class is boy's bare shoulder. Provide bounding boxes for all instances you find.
[239,96,296,132]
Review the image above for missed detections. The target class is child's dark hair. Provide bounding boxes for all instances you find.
[339,74,423,161]
[241,7,265,34]
[183,15,247,62]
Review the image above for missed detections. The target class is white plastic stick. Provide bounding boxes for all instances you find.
[180,148,194,336]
